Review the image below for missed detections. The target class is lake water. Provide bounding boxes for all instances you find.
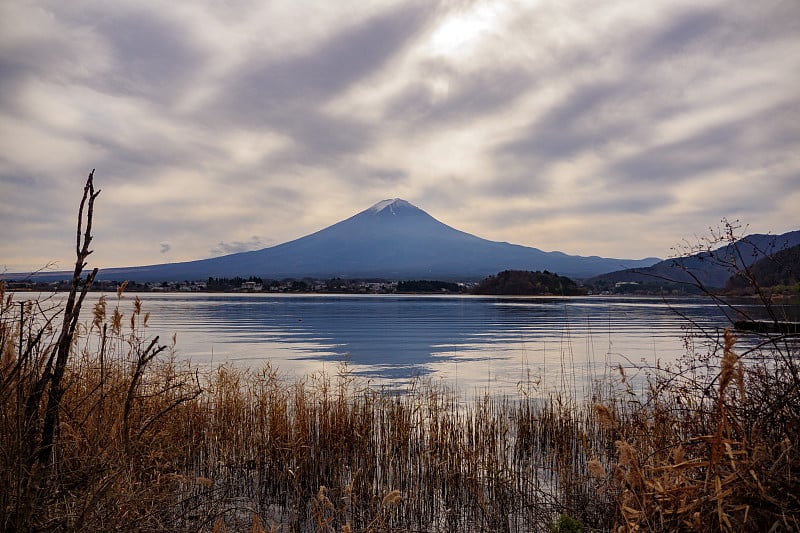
[75,293,763,397]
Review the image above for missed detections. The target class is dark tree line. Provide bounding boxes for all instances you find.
[472,270,587,296]
[396,280,465,293]
[206,276,265,290]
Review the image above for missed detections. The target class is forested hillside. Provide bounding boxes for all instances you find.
[726,243,800,291]
[472,270,587,295]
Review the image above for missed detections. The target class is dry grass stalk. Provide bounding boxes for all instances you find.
[602,324,800,532]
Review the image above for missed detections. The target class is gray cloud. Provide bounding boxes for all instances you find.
[634,7,724,63]
[0,60,28,110]
[206,2,440,170]
[89,10,205,102]
[498,81,631,160]
[1,0,798,270]
[210,236,265,256]
[235,3,433,107]
[491,1,800,200]
[609,100,800,187]
[386,62,531,128]
[360,167,409,186]
[486,190,676,232]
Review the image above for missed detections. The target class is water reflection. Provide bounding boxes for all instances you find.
[82,293,745,395]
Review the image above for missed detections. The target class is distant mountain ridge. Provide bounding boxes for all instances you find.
[12,199,660,282]
[587,229,800,289]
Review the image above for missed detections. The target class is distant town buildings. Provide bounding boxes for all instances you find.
[239,281,262,292]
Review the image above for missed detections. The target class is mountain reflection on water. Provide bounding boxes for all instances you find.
[80,293,765,395]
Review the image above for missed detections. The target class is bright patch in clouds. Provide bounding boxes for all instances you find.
[428,3,507,56]
[0,0,798,272]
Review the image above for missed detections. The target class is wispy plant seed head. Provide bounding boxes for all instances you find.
[92,295,106,331]
[382,489,402,507]
[116,280,128,298]
[594,402,618,430]
[588,457,607,480]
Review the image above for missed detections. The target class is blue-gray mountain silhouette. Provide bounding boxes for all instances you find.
[40,199,661,282]
[587,229,800,288]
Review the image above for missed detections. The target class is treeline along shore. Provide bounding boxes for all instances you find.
[4,271,581,296]
[8,253,798,297]
[8,273,798,297]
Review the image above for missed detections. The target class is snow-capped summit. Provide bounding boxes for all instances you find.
[369,198,416,215]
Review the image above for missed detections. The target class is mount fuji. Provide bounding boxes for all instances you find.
[34,199,661,282]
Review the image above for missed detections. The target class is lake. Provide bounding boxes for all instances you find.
[75,292,764,397]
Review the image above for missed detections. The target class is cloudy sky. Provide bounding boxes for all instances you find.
[2,0,798,273]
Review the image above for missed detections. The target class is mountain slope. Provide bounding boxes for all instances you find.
[726,243,800,290]
[587,230,800,289]
[22,199,661,282]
